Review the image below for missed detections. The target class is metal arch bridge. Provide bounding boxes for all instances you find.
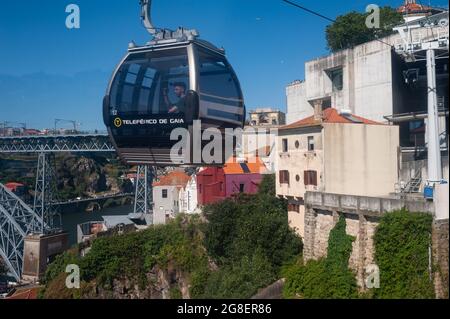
[0,134,115,153]
[0,184,48,281]
[0,134,153,282]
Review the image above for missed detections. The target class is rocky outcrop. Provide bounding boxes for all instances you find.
[57,156,108,194]
[82,265,191,300]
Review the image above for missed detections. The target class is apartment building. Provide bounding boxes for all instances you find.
[276,108,399,238]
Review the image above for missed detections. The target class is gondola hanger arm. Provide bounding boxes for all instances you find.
[139,0,199,41]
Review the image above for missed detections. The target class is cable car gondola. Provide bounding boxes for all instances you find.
[103,0,245,166]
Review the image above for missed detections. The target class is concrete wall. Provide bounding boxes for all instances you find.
[304,42,395,122]
[304,192,438,291]
[287,34,403,124]
[435,184,449,221]
[323,123,399,197]
[153,185,180,225]
[432,219,449,299]
[352,40,395,122]
[288,204,305,238]
[286,81,314,124]
[305,49,352,111]
[22,232,69,282]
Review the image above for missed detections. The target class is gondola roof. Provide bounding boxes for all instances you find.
[128,38,226,56]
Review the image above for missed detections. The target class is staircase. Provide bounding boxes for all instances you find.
[403,161,424,194]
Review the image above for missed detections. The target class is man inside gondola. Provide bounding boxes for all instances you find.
[163,82,187,114]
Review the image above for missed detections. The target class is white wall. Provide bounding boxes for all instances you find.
[288,34,402,124]
[323,123,399,197]
[183,176,199,214]
[352,39,395,122]
[435,183,449,220]
[286,81,314,124]
[153,185,180,225]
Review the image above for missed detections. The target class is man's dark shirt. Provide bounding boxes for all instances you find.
[174,96,186,114]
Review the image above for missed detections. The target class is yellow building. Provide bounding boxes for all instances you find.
[276,108,400,238]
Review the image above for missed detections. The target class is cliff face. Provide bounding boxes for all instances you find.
[1,154,126,200]
[82,265,191,299]
[57,156,109,196]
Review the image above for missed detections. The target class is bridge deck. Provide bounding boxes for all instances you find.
[0,134,115,153]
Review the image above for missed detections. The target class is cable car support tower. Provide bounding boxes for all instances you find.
[394,11,449,186]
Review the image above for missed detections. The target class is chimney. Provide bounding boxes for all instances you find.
[313,100,323,122]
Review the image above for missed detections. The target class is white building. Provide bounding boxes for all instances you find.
[285,7,449,192]
[152,171,191,225]
[286,80,313,125]
[179,174,200,214]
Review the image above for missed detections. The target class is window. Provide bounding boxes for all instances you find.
[295,140,300,149]
[326,67,343,92]
[239,184,245,193]
[198,48,244,124]
[304,171,318,186]
[110,48,190,116]
[162,189,168,198]
[296,175,300,182]
[282,139,288,152]
[308,136,315,151]
[279,170,290,184]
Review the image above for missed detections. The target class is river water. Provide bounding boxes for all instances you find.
[61,205,134,247]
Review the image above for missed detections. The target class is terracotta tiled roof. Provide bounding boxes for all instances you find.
[280,108,382,131]
[4,182,25,192]
[153,171,191,187]
[398,0,432,14]
[223,157,266,175]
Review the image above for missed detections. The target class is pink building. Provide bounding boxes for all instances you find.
[197,157,267,206]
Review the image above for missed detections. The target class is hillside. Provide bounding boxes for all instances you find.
[0,154,132,201]
[40,175,303,299]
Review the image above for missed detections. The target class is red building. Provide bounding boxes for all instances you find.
[197,157,267,206]
[4,182,26,196]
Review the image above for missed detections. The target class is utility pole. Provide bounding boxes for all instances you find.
[426,47,443,182]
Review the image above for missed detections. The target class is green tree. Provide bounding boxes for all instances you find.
[200,250,276,299]
[326,7,403,52]
[373,210,435,299]
[203,174,301,267]
[283,215,358,299]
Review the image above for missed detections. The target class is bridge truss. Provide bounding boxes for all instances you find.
[0,184,48,281]
[0,134,115,153]
[0,135,154,281]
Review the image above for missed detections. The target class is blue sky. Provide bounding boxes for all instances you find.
[0,0,447,130]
